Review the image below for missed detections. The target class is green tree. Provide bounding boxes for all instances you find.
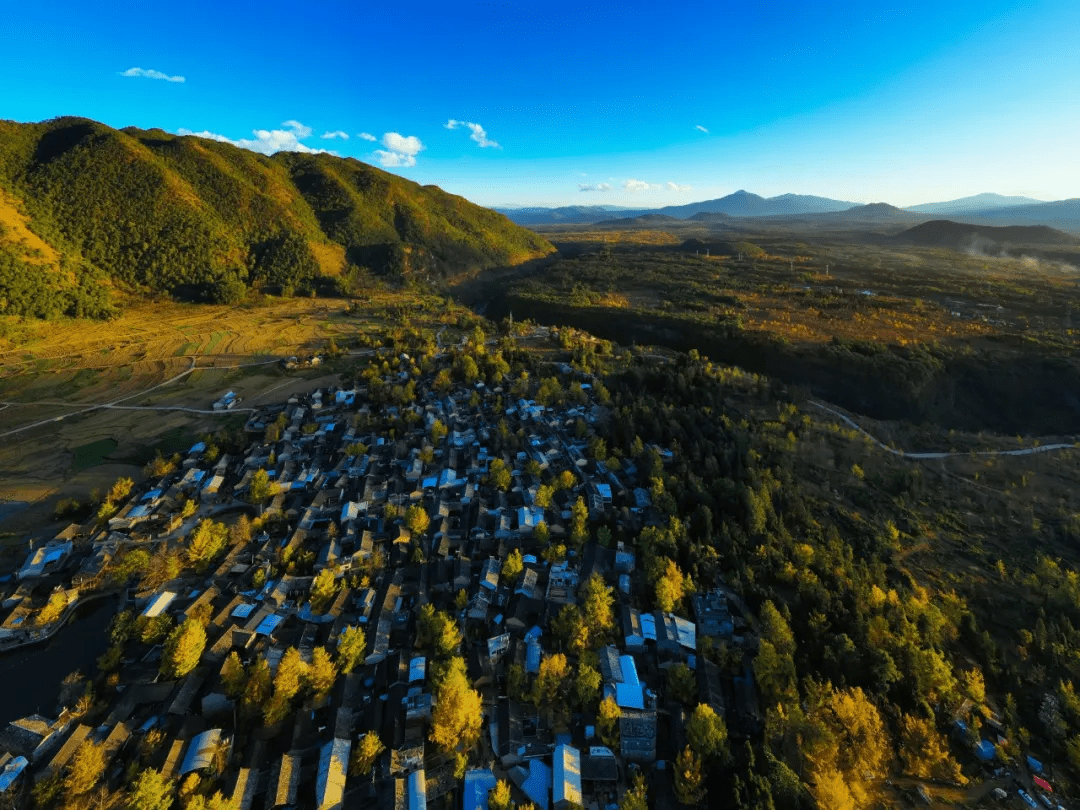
[350,732,385,777]
[673,746,706,805]
[580,573,615,642]
[654,558,687,613]
[221,652,246,698]
[248,469,273,505]
[534,653,569,706]
[573,662,602,710]
[65,740,106,796]
[241,659,271,718]
[686,704,728,759]
[273,647,308,701]
[599,695,621,748]
[129,768,175,810]
[667,663,697,705]
[502,548,524,581]
[569,496,589,549]
[534,521,550,544]
[553,604,589,653]
[486,458,512,491]
[161,619,207,679]
[431,419,448,445]
[336,625,367,674]
[230,515,252,547]
[414,604,462,657]
[308,646,338,698]
[106,477,134,505]
[621,771,648,810]
[310,568,339,614]
[187,520,228,571]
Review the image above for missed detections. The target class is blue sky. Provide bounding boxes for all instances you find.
[2,0,1078,208]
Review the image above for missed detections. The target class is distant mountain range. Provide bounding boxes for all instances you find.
[494,190,858,225]
[904,193,1044,214]
[495,191,1080,232]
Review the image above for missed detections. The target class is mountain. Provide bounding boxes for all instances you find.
[962,198,1080,232]
[892,219,1078,249]
[496,191,858,225]
[906,193,1044,214]
[0,117,553,318]
[491,205,648,225]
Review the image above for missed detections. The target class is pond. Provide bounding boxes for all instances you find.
[0,595,118,726]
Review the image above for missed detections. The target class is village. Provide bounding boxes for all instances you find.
[0,344,760,810]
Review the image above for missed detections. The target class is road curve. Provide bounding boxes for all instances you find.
[809,401,1078,460]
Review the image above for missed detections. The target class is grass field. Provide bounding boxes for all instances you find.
[70,438,118,473]
[0,290,476,536]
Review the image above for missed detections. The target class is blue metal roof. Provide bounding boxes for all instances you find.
[521,759,551,810]
[525,639,542,674]
[463,770,498,810]
[0,757,28,793]
[408,769,427,810]
[255,613,284,635]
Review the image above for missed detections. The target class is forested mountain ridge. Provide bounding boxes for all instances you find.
[0,117,554,318]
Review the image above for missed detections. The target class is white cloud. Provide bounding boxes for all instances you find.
[373,132,425,168]
[321,130,349,140]
[666,181,692,191]
[358,132,377,141]
[176,120,333,155]
[579,183,612,192]
[695,124,709,133]
[281,120,312,138]
[624,178,657,191]
[119,67,185,83]
[445,118,500,148]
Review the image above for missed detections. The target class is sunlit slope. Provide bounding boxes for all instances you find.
[0,116,554,317]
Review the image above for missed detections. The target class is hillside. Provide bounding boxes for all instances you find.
[893,219,1078,249]
[906,192,1044,214]
[0,117,554,319]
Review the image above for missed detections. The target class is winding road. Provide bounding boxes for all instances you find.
[809,401,1078,460]
[0,356,280,440]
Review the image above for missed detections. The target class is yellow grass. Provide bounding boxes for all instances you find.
[0,187,61,266]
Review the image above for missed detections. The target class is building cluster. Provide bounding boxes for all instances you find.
[0,354,762,810]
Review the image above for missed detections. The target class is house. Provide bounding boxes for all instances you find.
[271,752,301,809]
[180,729,224,775]
[0,713,70,762]
[553,744,582,810]
[492,698,524,767]
[692,591,733,638]
[619,710,657,763]
[406,768,426,810]
[18,542,73,581]
[316,738,350,810]
[463,770,498,810]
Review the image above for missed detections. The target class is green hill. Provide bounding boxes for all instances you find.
[0,116,554,318]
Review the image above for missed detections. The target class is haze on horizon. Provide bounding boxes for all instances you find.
[2,0,1078,209]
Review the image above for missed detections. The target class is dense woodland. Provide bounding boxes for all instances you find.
[0,117,553,318]
[492,245,1080,436]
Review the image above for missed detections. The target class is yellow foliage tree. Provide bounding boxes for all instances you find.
[811,769,857,810]
[429,658,482,753]
[898,714,966,784]
[161,619,207,679]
